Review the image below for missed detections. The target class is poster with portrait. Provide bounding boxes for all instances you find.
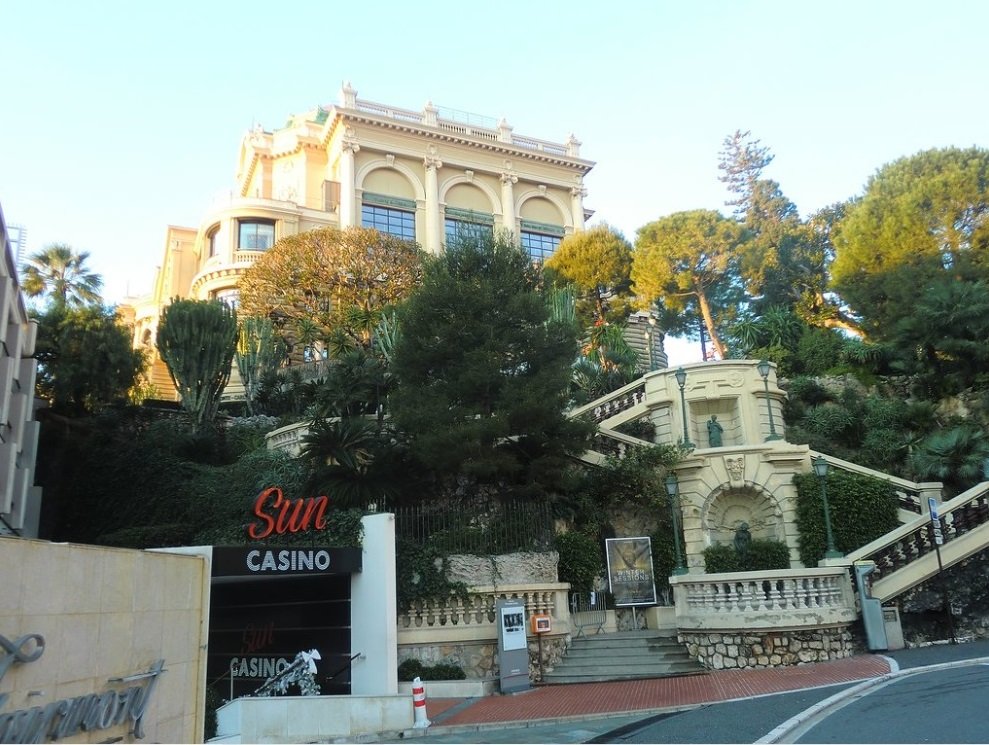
[605,537,657,606]
[499,606,527,651]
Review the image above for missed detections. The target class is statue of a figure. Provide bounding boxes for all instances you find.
[707,414,724,447]
[734,522,752,558]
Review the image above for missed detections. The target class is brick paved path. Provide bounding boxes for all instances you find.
[431,654,891,726]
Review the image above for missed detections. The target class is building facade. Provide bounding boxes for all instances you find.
[127,84,596,398]
[0,204,42,538]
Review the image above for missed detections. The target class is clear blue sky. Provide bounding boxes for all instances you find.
[3,0,987,362]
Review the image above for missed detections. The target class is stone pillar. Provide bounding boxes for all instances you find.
[570,182,587,231]
[339,136,360,228]
[424,148,443,254]
[500,167,518,236]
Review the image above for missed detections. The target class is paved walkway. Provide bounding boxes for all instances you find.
[417,653,890,731]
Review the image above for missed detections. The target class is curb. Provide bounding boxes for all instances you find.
[755,655,989,744]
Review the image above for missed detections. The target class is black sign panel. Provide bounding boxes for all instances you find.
[211,546,362,578]
[207,573,352,698]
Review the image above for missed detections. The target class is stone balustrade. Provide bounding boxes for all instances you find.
[670,567,857,631]
[397,583,571,680]
[398,583,571,645]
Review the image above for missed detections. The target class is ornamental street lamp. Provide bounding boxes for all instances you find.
[757,359,781,441]
[665,473,688,575]
[812,456,843,559]
[674,367,692,447]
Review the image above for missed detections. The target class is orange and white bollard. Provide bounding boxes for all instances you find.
[411,676,431,728]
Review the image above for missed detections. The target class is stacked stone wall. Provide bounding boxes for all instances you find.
[679,626,854,669]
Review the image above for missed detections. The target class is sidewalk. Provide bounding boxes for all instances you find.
[386,653,891,743]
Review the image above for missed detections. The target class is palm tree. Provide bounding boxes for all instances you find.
[21,243,103,307]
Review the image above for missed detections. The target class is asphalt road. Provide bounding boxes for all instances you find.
[591,684,854,744]
[792,664,989,744]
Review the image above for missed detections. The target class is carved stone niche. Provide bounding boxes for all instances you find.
[703,486,783,546]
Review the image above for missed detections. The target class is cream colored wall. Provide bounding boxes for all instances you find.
[0,537,209,743]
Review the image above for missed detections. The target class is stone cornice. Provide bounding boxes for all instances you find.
[320,108,594,174]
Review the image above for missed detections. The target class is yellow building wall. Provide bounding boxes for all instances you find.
[0,538,209,743]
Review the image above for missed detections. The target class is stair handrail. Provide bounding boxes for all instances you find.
[809,450,942,516]
[591,427,656,458]
[842,481,989,582]
[568,378,647,424]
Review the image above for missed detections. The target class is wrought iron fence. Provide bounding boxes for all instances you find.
[394,500,555,554]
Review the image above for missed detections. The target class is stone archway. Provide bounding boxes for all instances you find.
[702,486,784,547]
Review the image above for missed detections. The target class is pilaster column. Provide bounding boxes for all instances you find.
[424,149,443,254]
[570,181,587,231]
[500,168,518,236]
[339,136,360,228]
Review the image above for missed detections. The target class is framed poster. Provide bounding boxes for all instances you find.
[499,606,527,651]
[606,537,658,606]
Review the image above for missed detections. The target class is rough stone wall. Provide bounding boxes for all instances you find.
[398,642,497,679]
[528,636,568,682]
[679,627,854,669]
[444,551,559,585]
[398,635,568,682]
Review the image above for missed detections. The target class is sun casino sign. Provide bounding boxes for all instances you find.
[207,487,362,698]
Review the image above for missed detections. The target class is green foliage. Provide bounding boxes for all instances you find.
[397,659,465,681]
[21,243,103,308]
[237,226,424,351]
[36,410,339,548]
[702,539,791,573]
[236,316,286,415]
[570,324,641,406]
[832,146,989,338]
[395,538,469,611]
[33,304,145,415]
[632,209,748,359]
[793,470,900,566]
[555,531,603,594]
[391,231,594,498]
[157,299,239,432]
[908,424,989,497]
[544,224,633,326]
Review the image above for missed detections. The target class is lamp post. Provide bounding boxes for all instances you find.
[674,367,692,447]
[757,360,781,441]
[812,456,843,559]
[665,474,688,575]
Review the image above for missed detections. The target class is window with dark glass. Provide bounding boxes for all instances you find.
[207,224,221,257]
[444,207,494,245]
[361,193,416,240]
[520,220,564,263]
[238,219,275,250]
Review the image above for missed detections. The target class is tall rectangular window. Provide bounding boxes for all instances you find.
[362,204,415,240]
[207,224,221,257]
[362,193,416,241]
[238,219,275,250]
[444,207,494,245]
[520,220,564,263]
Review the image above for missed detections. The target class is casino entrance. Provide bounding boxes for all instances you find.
[206,546,362,698]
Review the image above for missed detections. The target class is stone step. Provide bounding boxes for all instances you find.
[563,646,694,660]
[548,659,703,676]
[542,667,707,684]
[569,636,684,650]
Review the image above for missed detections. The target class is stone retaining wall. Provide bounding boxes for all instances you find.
[679,626,854,670]
[398,634,568,682]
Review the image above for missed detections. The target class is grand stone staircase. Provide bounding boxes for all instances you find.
[542,631,706,684]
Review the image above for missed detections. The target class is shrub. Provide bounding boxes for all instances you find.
[703,539,791,573]
[794,470,899,566]
[555,531,603,594]
[397,659,465,681]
